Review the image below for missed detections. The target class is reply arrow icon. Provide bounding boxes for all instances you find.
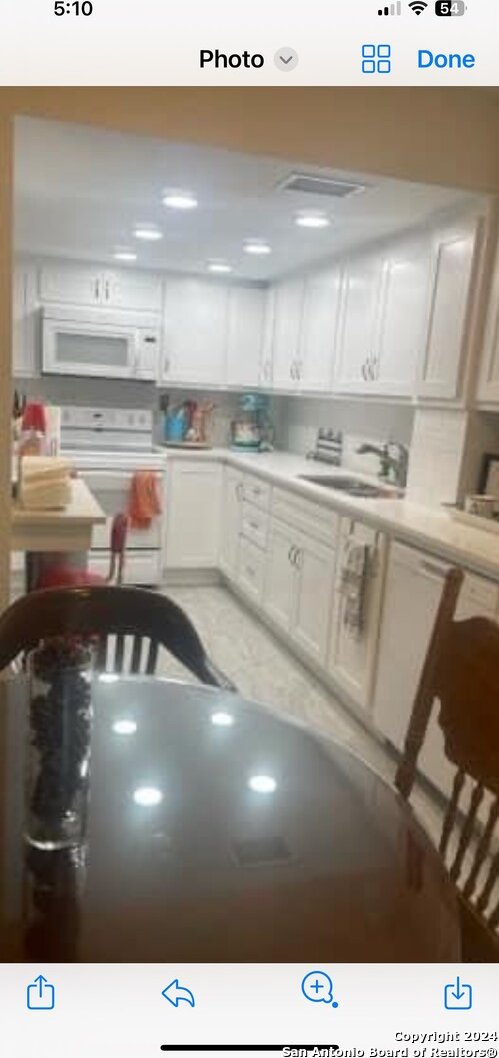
[162,979,196,1008]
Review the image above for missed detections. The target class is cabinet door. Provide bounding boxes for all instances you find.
[417,219,478,399]
[333,253,382,393]
[477,234,499,403]
[103,270,162,313]
[270,277,305,390]
[39,263,101,306]
[259,287,275,387]
[226,286,265,388]
[13,262,39,377]
[299,267,341,392]
[219,467,243,578]
[328,519,386,710]
[164,460,222,569]
[292,536,336,664]
[263,519,297,633]
[162,278,229,385]
[373,239,430,396]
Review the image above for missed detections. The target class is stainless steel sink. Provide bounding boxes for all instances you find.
[298,473,401,499]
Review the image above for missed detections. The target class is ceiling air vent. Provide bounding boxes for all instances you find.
[277,172,367,199]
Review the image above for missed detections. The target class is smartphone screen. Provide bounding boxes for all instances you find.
[0,2,498,1055]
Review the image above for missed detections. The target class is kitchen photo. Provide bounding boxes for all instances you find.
[1,93,499,962]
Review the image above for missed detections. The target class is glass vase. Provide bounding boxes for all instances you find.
[25,637,94,850]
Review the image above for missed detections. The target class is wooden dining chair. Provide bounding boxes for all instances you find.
[0,584,236,690]
[395,566,499,961]
[35,512,128,588]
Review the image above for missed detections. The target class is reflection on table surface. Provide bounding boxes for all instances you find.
[0,674,459,961]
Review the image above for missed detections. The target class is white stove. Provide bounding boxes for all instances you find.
[60,406,166,585]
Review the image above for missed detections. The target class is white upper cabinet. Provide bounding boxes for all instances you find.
[371,238,430,397]
[416,218,479,400]
[101,270,162,313]
[13,260,39,377]
[161,277,229,386]
[477,232,499,404]
[40,263,101,307]
[270,277,305,389]
[226,285,266,388]
[298,266,341,392]
[333,252,383,393]
[39,262,162,313]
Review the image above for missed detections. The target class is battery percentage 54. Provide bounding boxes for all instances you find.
[435,1,467,13]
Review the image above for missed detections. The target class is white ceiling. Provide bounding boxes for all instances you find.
[14,117,483,282]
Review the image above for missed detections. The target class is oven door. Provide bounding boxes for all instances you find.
[83,470,162,551]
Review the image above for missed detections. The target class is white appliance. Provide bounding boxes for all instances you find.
[42,305,160,380]
[61,405,166,586]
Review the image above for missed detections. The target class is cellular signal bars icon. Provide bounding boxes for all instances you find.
[378,1,401,13]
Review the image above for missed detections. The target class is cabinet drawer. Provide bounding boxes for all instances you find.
[237,536,266,602]
[461,572,499,615]
[272,486,339,546]
[242,474,271,511]
[241,502,269,549]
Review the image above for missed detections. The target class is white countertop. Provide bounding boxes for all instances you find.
[12,478,106,527]
[162,446,499,581]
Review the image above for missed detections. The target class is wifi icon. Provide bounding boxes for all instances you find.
[409,0,428,12]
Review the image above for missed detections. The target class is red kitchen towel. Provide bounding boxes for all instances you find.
[128,471,162,529]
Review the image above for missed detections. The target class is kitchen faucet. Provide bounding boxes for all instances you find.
[356,441,409,489]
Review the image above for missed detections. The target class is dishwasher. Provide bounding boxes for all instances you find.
[372,540,499,798]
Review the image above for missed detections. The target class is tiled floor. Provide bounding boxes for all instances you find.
[159,583,445,847]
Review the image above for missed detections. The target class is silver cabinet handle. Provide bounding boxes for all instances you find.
[361,362,367,381]
[290,362,295,381]
[105,279,110,301]
[294,547,303,569]
[249,520,259,531]
[288,545,295,565]
[95,278,100,301]
[163,356,170,376]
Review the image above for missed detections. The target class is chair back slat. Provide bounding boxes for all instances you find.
[463,798,499,899]
[476,852,499,915]
[449,782,485,883]
[439,768,465,858]
[96,635,107,670]
[0,585,234,690]
[114,634,126,673]
[146,639,159,675]
[130,635,143,673]
[396,566,499,959]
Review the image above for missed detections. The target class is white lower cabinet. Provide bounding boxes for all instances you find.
[372,542,499,796]
[263,516,336,667]
[327,518,387,710]
[164,460,222,569]
[219,467,243,578]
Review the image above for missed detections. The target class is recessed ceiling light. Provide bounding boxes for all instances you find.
[211,711,235,726]
[113,719,137,735]
[133,786,163,807]
[244,239,272,256]
[114,250,137,262]
[162,190,198,210]
[134,226,163,241]
[208,260,233,274]
[295,211,331,229]
[248,774,277,794]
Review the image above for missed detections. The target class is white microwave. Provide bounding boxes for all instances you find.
[41,305,160,381]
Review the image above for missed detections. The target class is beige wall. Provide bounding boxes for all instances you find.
[1,86,499,610]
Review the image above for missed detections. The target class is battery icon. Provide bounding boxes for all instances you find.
[435,1,467,13]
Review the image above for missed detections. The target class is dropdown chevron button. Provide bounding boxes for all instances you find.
[274,47,299,71]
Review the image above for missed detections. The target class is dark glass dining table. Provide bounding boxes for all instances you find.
[0,674,460,962]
